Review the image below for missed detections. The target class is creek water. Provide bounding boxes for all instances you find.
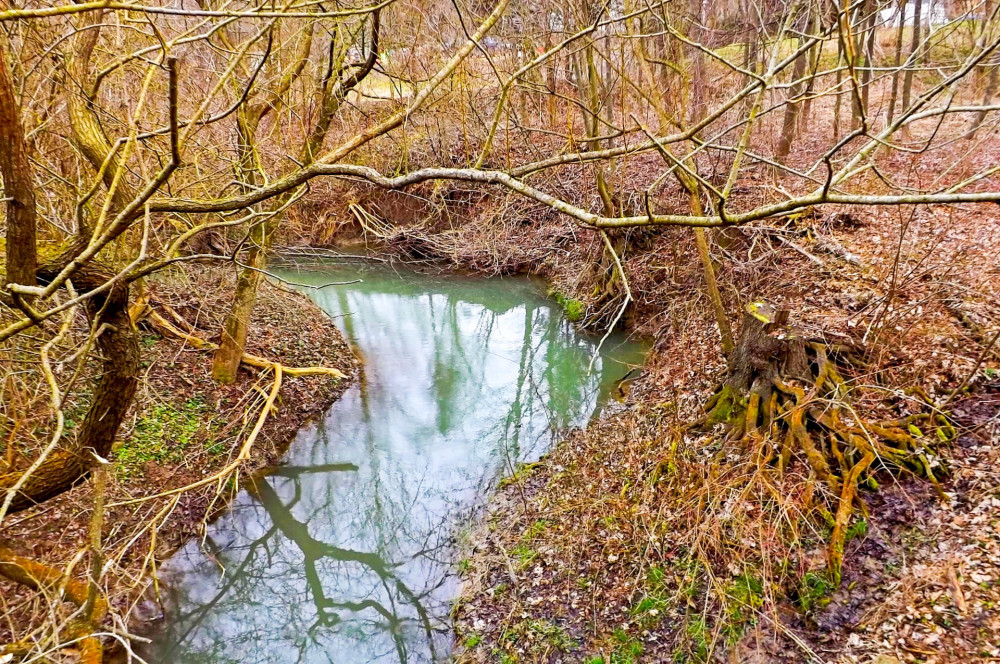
[148,259,646,664]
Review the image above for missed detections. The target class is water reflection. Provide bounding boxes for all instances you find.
[151,262,645,663]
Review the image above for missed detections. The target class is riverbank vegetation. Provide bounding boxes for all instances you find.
[1,0,999,660]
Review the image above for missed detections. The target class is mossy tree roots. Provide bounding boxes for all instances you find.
[700,303,952,583]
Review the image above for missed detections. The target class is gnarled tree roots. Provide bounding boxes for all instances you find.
[700,303,953,583]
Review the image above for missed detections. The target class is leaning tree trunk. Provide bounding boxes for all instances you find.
[211,224,271,383]
[0,258,139,513]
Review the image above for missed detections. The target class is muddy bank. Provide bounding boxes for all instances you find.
[0,264,357,645]
[292,184,1000,663]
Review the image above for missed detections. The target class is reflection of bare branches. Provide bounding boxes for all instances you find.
[250,476,438,663]
[152,265,643,663]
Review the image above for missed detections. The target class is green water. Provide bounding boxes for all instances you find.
[149,259,646,664]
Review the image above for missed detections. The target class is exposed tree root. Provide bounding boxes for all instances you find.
[699,302,953,583]
[133,299,347,380]
[0,545,107,663]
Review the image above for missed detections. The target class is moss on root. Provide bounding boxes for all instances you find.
[700,316,952,585]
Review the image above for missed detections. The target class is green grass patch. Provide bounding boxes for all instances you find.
[509,544,538,571]
[528,619,576,652]
[497,461,542,489]
[798,570,834,613]
[611,628,644,664]
[523,519,549,542]
[116,397,207,478]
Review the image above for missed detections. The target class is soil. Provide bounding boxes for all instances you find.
[292,150,1000,663]
[0,264,358,647]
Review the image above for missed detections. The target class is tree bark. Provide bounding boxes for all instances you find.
[777,38,808,160]
[0,259,138,513]
[0,38,37,287]
[901,0,923,112]
[887,0,908,126]
[213,15,375,383]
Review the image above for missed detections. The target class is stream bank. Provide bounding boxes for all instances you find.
[288,186,1000,663]
[0,264,358,647]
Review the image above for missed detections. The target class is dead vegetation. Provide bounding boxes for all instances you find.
[2,0,1000,658]
[0,266,356,659]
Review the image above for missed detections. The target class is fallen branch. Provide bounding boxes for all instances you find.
[143,306,346,379]
[0,545,107,664]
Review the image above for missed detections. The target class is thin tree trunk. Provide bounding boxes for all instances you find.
[902,0,923,112]
[965,3,998,138]
[0,36,36,287]
[967,63,999,137]
[213,19,365,383]
[887,0,908,126]
[858,4,877,125]
[777,37,808,160]
[693,225,734,355]
[800,9,821,130]
[834,44,845,139]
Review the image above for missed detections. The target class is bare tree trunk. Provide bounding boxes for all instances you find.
[777,37,808,160]
[967,63,1000,137]
[851,1,875,129]
[901,0,923,112]
[858,4,877,125]
[965,3,998,138]
[0,36,36,287]
[834,43,845,139]
[887,0,909,126]
[799,8,821,130]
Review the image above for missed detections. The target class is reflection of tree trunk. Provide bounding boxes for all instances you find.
[501,305,535,463]
[250,477,435,661]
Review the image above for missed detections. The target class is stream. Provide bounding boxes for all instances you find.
[148,259,646,664]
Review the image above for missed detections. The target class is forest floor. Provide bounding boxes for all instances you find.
[0,265,357,649]
[309,153,1000,663]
